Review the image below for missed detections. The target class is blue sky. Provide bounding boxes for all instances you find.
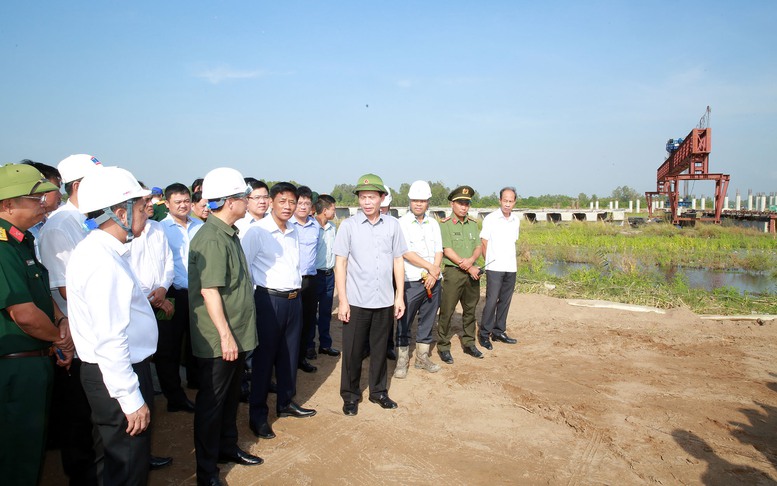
[1,1,775,199]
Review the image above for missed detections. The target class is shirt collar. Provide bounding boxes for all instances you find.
[206,215,237,237]
[0,217,28,244]
[92,229,130,256]
[356,211,384,226]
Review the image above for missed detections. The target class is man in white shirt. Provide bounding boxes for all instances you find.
[66,167,157,486]
[160,183,203,407]
[38,153,103,485]
[478,187,520,349]
[394,181,443,378]
[242,182,316,441]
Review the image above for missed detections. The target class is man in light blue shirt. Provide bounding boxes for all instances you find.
[310,194,340,357]
[160,183,203,403]
[334,174,407,416]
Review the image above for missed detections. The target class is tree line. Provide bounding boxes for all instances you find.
[325,182,647,209]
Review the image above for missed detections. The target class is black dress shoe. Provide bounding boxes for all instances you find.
[218,448,263,466]
[343,401,359,416]
[386,349,397,361]
[305,348,317,360]
[319,346,341,357]
[249,421,276,439]
[491,332,518,344]
[167,397,195,413]
[369,394,398,409]
[438,350,454,364]
[298,359,318,373]
[463,345,484,359]
[478,336,493,350]
[278,401,317,418]
[150,455,173,470]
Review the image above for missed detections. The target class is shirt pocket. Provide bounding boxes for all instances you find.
[378,235,393,254]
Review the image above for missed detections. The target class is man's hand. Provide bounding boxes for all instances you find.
[394,296,405,319]
[423,272,437,291]
[467,266,481,280]
[158,298,174,318]
[338,300,351,323]
[220,331,238,361]
[54,347,73,369]
[125,403,151,436]
[147,288,167,309]
[426,264,442,280]
[460,257,473,271]
[54,319,75,352]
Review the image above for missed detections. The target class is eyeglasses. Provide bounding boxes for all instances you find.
[20,194,48,204]
[247,195,271,201]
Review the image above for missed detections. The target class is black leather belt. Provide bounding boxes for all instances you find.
[302,275,315,279]
[256,286,300,299]
[317,269,334,276]
[0,349,50,359]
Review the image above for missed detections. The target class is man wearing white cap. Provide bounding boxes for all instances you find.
[66,166,157,486]
[189,167,261,486]
[38,153,103,485]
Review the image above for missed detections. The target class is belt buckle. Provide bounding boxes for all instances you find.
[288,291,298,299]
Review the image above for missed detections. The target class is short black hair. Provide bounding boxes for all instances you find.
[20,159,61,186]
[165,183,191,201]
[249,180,269,191]
[191,178,204,193]
[296,185,313,201]
[270,182,297,199]
[314,194,336,214]
[192,190,204,204]
[244,177,259,185]
[499,186,517,200]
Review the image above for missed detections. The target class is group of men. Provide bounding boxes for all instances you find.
[0,157,521,486]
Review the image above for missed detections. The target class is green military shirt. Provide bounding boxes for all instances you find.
[440,215,480,267]
[0,218,54,355]
[188,215,257,358]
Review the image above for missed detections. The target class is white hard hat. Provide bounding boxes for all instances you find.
[408,180,432,200]
[380,185,392,207]
[78,167,150,214]
[202,167,249,200]
[58,154,103,184]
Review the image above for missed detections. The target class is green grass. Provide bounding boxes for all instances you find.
[511,222,777,315]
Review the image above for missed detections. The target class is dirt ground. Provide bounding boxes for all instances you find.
[42,293,777,485]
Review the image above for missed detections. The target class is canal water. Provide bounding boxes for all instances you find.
[546,261,777,295]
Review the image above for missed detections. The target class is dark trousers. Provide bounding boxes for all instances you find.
[480,271,517,337]
[194,353,245,483]
[397,280,441,347]
[310,270,335,349]
[437,266,480,351]
[50,358,101,486]
[0,355,52,486]
[340,305,392,402]
[81,359,154,486]
[299,275,318,359]
[250,290,301,425]
[156,287,190,404]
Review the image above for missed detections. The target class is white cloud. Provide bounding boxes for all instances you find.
[195,66,265,84]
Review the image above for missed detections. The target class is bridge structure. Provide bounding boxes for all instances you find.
[645,125,730,225]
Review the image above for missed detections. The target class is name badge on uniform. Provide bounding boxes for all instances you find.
[0,227,6,241]
[26,259,36,266]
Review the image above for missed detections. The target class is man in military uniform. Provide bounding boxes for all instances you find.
[0,163,73,485]
[437,185,483,364]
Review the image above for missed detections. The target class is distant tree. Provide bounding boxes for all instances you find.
[394,182,410,207]
[429,181,450,206]
[476,193,499,207]
[578,192,589,208]
[331,183,357,206]
[610,186,641,204]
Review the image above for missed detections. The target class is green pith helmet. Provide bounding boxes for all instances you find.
[353,173,387,195]
[0,163,59,201]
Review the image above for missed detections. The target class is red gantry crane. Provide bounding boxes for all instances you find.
[645,107,730,225]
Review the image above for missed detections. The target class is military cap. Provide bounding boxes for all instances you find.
[353,173,387,195]
[0,163,59,201]
[448,185,475,202]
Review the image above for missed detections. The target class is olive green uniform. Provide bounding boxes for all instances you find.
[437,215,481,351]
[0,218,54,485]
[188,216,257,357]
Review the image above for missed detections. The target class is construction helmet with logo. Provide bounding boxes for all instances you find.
[78,166,150,241]
[202,167,250,209]
[58,154,103,184]
[408,180,432,200]
[380,185,392,208]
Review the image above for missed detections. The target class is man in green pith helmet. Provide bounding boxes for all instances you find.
[0,163,73,485]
